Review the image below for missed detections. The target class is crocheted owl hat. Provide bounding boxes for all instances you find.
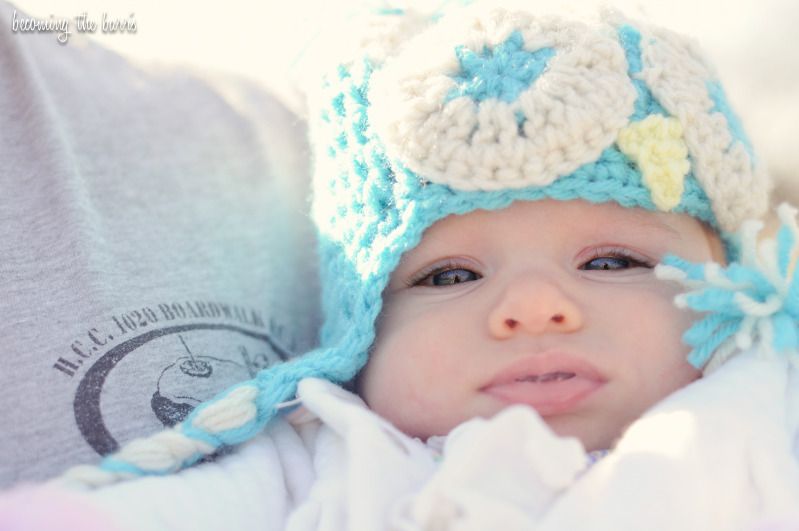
[63,2,776,485]
[308,1,769,363]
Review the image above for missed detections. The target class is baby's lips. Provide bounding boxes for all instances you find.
[482,351,607,389]
[482,375,605,416]
[480,351,607,415]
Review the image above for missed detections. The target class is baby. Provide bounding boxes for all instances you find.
[6,2,799,530]
[358,199,726,453]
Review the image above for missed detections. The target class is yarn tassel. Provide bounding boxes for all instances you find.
[656,203,799,373]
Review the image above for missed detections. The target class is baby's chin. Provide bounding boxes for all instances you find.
[402,401,623,452]
[413,409,618,453]
[544,413,625,452]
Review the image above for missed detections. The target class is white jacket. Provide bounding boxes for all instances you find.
[73,348,799,531]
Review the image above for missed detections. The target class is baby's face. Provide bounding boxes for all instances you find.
[358,199,723,451]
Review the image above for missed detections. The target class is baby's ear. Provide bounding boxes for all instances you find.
[701,222,728,265]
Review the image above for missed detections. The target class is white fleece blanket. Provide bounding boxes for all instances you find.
[75,348,799,531]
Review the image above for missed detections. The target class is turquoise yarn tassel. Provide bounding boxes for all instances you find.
[656,204,799,373]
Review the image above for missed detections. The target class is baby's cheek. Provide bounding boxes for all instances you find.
[625,286,696,378]
[359,342,405,408]
[365,330,432,402]
[647,282,694,338]
[643,297,702,393]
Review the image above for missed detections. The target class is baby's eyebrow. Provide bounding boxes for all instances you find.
[618,211,682,239]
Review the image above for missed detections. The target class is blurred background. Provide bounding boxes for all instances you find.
[13,0,799,201]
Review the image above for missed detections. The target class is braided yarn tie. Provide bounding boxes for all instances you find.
[55,383,262,489]
[54,346,351,489]
[655,203,799,373]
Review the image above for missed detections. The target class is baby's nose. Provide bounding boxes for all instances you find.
[488,275,583,338]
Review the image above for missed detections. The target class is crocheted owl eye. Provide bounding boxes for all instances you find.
[370,11,638,191]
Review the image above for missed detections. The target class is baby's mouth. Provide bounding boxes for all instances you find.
[482,354,606,416]
[515,371,576,383]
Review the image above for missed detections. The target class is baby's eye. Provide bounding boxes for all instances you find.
[580,251,652,271]
[413,267,481,287]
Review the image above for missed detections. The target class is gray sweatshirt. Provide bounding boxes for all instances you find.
[0,1,320,486]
